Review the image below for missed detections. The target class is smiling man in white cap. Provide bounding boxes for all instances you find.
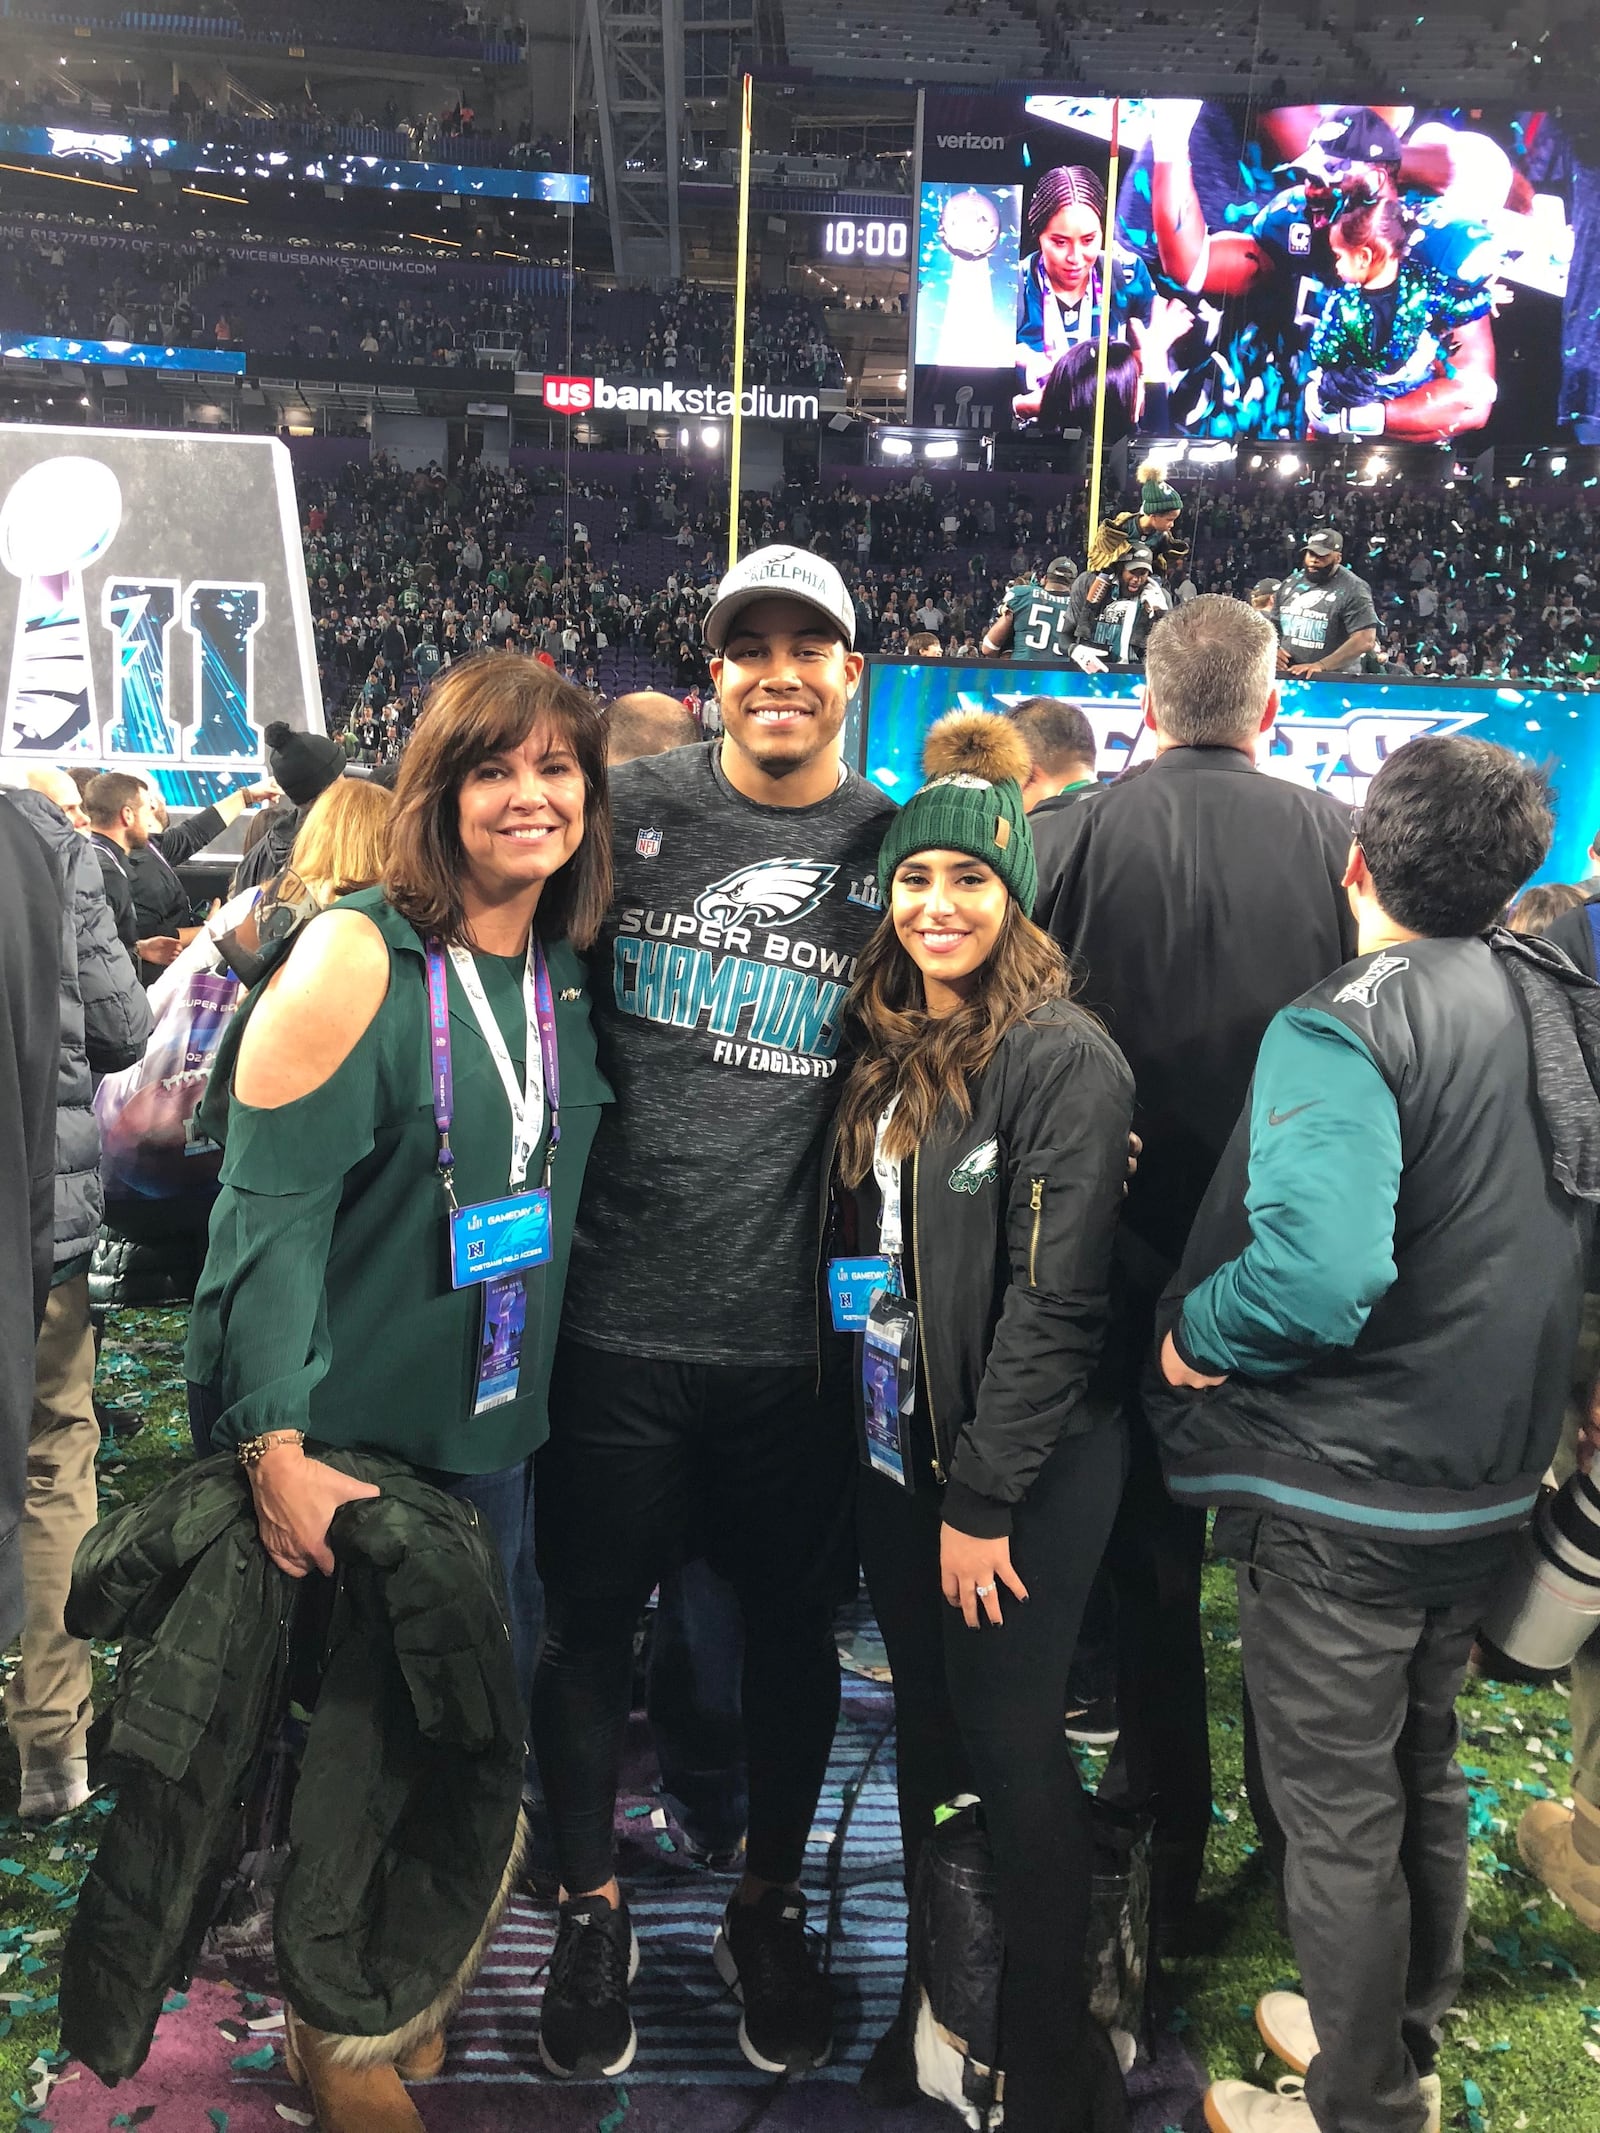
[531,546,896,2085]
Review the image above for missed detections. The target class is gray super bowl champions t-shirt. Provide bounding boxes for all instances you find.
[563,740,898,1366]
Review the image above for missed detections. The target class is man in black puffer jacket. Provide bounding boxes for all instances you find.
[3,771,150,1823]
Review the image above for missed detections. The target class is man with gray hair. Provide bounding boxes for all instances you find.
[1038,593,1355,1942]
[606,691,702,765]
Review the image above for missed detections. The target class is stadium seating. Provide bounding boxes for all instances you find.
[783,0,1046,84]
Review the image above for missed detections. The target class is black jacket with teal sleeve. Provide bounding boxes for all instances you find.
[1148,938,1593,1545]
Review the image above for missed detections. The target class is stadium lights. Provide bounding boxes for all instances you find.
[1277,455,1300,477]
[1551,455,1568,475]
[678,427,690,448]
[700,425,722,449]
[924,440,959,459]
[880,436,913,457]
[1248,453,1263,469]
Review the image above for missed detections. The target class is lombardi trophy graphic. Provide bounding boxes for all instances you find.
[0,456,122,753]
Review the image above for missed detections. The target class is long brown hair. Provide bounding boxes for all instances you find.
[834,899,1071,1186]
[385,652,612,950]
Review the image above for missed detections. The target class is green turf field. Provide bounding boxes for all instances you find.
[3,1307,1599,2130]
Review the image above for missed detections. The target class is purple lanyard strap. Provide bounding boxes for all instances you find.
[426,934,562,1207]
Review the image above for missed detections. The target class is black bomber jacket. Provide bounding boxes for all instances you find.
[824,1000,1134,1537]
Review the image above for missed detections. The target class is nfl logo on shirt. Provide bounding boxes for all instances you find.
[636,826,663,858]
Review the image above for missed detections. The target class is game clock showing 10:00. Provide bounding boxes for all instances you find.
[815,217,909,263]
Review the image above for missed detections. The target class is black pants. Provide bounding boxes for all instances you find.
[1239,1565,1479,2133]
[531,1339,855,1893]
[1096,1296,1214,1913]
[858,1421,1128,2133]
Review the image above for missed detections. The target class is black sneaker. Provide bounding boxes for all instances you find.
[712,1887,833,2073]
[537,1892,640,2079]
[1063,1693,1121,1746]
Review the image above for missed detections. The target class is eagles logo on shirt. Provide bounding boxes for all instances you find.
[694,859,839,931]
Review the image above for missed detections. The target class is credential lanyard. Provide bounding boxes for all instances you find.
[872,1097,905,1271]
[425,934,562,1202]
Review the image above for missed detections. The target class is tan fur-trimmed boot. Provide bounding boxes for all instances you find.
[283,2011,426,2133]
[281,1806,527,2119]
[393,2029,445,2083]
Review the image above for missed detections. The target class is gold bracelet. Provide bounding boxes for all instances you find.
[236,1430,305,1471]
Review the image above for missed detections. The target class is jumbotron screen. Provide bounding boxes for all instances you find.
[913,93,1592,447]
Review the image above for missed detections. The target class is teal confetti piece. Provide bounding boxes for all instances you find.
[0,1861,24,1876]
[231,2044,277,2071]
[207,2111,229,2133]
[163,1991,189,2012]
[654,1832,675,1852]
[25,1872,66,1895]
[622,1806,651,1820]
[596,2085,630,2133]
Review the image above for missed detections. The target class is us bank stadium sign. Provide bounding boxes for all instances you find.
[542,373,822,421]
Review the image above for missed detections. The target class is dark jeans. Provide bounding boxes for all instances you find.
[858,1421,1128,2133]
[1238,1564,1479,2133]
[532,1339,855,1893]
[648,1558,747,1855]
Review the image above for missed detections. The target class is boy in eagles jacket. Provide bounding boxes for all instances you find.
[1150,736,1600,2133]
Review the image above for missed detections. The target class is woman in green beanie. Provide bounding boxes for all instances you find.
[825,711,1135,2133]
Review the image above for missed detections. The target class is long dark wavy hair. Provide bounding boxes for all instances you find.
[834,898,1071,1186]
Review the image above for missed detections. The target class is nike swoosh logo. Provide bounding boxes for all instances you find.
[1267,1101,1322,1127]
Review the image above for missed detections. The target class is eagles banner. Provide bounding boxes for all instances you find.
[0,426,323,807]
[855,661,1599,886]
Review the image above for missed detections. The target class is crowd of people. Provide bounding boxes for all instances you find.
[10,543,1600,2133]
[299,451,1600,756]
[2,79,556,170]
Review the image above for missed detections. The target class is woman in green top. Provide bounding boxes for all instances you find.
[187,652,613,1592]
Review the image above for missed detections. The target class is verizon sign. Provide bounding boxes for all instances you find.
[541,373,820,422]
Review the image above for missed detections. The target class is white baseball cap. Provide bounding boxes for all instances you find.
[703,544,856,653]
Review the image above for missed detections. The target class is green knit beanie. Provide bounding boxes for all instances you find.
[1137,458,1182,516]
[877,711,1038,917]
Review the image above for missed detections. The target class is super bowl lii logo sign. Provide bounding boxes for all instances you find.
[0,456,261,761]
[0,428,323,805]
